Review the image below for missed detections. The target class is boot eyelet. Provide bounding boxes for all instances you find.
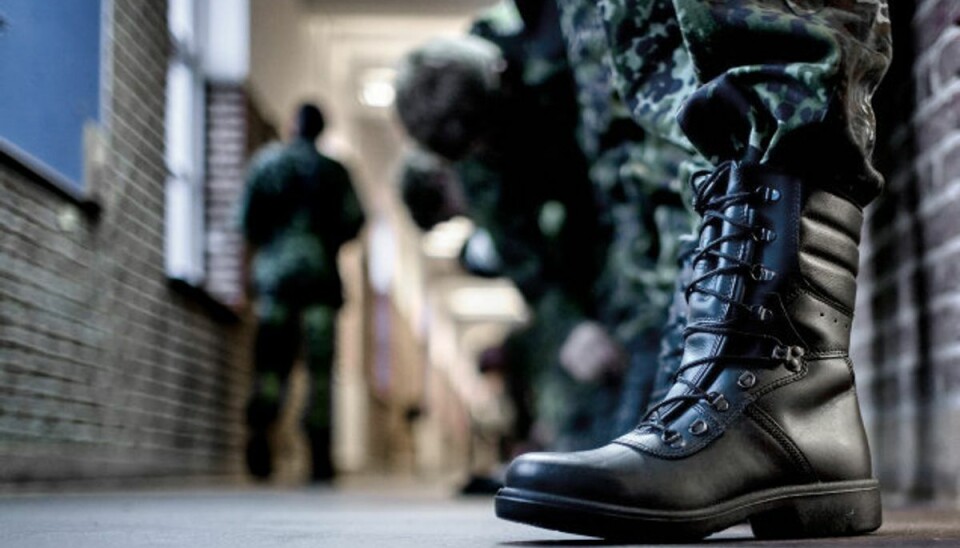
[689,419,709,436]
[750,264,776,282]
[752,305,774,322]
[660,430,683,446]
[708,392,730,412]
[737,371,757,389]
[752,227,777,242]
[771,345,788,360]
[755,186,781,203]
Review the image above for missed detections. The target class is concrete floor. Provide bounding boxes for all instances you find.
[0,485,958,547]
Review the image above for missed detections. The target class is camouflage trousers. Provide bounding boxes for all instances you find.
[599,0,892,206]
[246,298,337,436]
[557,0,697,430]
[509,290,623,451]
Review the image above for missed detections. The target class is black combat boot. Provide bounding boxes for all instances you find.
[495,162,880,541]
[307,427,336,483]
[245,397,279,480]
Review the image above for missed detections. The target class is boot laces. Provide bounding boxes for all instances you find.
[640,163,785,441]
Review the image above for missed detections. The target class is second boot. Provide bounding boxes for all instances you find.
[495,161,880,541]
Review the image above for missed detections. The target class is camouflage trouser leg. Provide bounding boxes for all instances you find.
[597,0,699,154]
[247,300,337,435]
[557,0,698,431]
[301,304,337,435]
[302,304,337,480]
[247,299,300,432]
[528,290,621,451]
[600,0,892,204]
[247,298,338,479]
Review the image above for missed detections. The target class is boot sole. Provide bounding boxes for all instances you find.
[495,479,881,541]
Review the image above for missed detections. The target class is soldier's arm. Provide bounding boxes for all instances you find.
[338,164,365,244]
[238,143,282,245]
[235,144,281,306]
[234,185,258,310]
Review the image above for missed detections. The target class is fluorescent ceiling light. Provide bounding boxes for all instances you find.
[358,68,397,108]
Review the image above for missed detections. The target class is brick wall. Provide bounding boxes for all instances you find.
[853,0,960,504]
[0,0,251,487]
[204,84,277,307]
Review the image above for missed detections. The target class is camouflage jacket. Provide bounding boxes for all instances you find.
[239,139,364,308]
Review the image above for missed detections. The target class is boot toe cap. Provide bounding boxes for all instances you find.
[504,445,640,504]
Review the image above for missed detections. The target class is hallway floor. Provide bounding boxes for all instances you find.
[1,484,958,547]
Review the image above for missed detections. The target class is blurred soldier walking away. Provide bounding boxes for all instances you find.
[496,0,892,541]
[238,103,365,482]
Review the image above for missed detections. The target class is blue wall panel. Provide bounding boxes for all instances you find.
[0,0,102,190]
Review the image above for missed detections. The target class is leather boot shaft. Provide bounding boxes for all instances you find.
[742,164,863,353]
[740,165,872,481]
[617,162,872,480]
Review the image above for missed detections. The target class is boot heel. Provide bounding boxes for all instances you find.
[750,485,882,539]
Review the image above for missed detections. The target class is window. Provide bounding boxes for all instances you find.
[164,0,207,284]
[0,0,102,192]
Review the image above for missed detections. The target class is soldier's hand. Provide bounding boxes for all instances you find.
[559,321,625,383]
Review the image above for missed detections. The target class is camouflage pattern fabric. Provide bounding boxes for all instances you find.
[504,289,623,451]
[556,0,697,431]
[599,0,892,206]
[597,0,699,153]
[239,139,364,309]
[250,299,337,434]
[462,1,619,450]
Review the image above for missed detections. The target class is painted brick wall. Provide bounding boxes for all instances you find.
[0,0,251,487]
[852,0,960,504]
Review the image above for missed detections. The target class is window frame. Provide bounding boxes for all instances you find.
[164,0,208,285]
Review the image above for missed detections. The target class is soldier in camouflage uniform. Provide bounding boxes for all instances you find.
[395,1,623,451]
[496,0,892,540]
[239,104,364,482]
[555,0,698,433]
[469,1,624,451]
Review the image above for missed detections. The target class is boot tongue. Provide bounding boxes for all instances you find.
[661,163,755,409]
